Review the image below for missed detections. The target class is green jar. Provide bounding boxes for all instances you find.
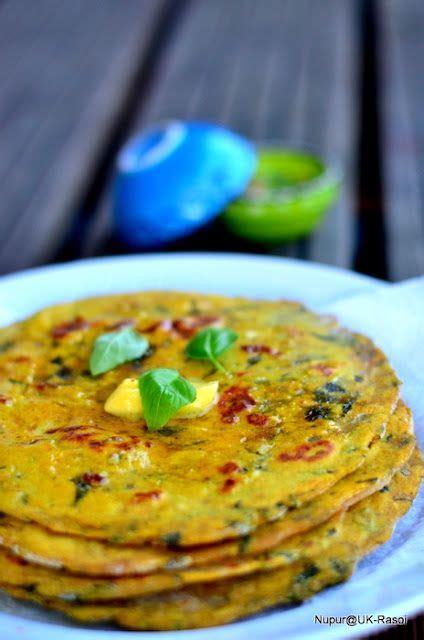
[222,147,342,243]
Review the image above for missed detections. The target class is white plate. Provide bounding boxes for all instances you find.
[0,252,420,640]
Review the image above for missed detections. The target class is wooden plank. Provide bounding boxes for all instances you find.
[85,0,359,267]
[379,0,424,280]
[139,0,358,268]
[304,0,358,269]
[0,0,167,273]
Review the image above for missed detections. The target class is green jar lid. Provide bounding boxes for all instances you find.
[222,147,342,243]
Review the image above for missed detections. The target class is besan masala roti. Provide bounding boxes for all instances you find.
[2,448,422,629]
[0,400,413,577]
[0,292,399,545]
[0,435,418,603]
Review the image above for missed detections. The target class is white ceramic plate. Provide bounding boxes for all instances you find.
[0,253,421,640]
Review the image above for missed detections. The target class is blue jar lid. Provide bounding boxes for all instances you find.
[114,121,256,247]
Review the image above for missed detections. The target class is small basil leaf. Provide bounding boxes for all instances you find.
[185,327,238,373]
[89,328,149,376]
[138,368,196,431]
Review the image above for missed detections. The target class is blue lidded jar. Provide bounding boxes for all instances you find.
[114,120,256,248]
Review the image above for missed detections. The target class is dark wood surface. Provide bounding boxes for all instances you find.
[0,0,167,272]
[0,0,423,637]
[82,0,360,268]
[380,0,424,281]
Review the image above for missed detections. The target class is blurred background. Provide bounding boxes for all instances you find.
[0,0,423,281]
[0,2,423,636]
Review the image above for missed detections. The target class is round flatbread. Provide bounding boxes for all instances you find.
[0,400,413,576]
[0,442,419,603]
[0,554,354,630]
[2,448,421,629]
[0,292,400,544]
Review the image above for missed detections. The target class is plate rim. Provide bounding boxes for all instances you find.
[2,252,416,640]
[0,251,384,288]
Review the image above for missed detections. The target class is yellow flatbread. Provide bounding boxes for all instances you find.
[0,292,399,545]
[0,444,420,604]
[0,400,413,577]
[2,448,421,629]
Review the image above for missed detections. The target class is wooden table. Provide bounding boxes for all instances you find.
[0,0,423,636]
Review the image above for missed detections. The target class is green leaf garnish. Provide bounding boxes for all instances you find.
[89,327,149,376]
[185,327,238,373]
[138,368,196,431]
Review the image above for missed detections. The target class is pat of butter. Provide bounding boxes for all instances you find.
[104,378,142,422]
[104,378,219,422]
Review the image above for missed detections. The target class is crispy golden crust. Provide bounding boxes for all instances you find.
[2,448,422,629]
[0,292,399,545]
[0,400,414,577]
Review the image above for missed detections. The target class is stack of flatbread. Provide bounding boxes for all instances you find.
[0,292,421,630]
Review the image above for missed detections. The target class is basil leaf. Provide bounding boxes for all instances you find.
[89,328,149,376]
[138,368,196,431]
[185,327,238,373]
